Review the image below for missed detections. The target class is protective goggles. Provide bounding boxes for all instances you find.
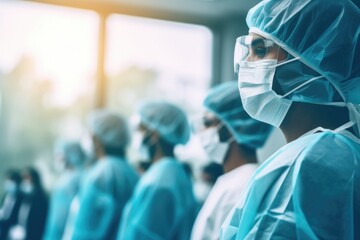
[234,35,279,73]
[191,116,223,134]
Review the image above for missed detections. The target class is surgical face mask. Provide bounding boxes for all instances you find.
[54,155,66,173]
[197,124,234,164]
[238,58,324,127]
[4,180,17,194]
[132,131,154,162]
[21,180,34,194]
[81,133,96,163]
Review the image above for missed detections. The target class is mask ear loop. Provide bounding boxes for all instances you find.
[281,75,324,99]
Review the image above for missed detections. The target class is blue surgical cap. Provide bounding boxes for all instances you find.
[87,110,130,148]
[138,101,190,145]
[55,141,86,168]
[247,0,360,104]
[204,81,273,149]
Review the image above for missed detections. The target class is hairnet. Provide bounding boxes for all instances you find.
[87,110,130,149]
[204,81,273,149]
[246,0,360,104]
[64,142,85,167]
[138,101,190,145]
[55,141,86,168]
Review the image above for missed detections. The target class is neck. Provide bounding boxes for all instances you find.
[151,144,175,164]
[280,102,350,143]
[223,142,257,173]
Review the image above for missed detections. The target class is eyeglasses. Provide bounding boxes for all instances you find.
[191,116,223,134]
[234,35,278,73]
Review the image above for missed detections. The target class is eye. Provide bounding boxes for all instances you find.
[254,47,267,59]
[203,119,214,128]
[247,46,268,61]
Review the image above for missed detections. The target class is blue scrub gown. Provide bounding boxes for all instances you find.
[118,157,197,240]
[221,130,360,240]
[71,156,138,240]
[44,170,82,240]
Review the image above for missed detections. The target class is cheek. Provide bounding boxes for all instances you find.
[266,47,288,61]
[278,50,288,61]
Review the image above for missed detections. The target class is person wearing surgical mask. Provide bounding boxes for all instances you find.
[118,101,197,240]
[193,162,224,207]
[0,169,23,240]
[191,81,272,240]
[68,110,138,240]
[221,0,360,239]
[8,167,48,240]
[43,141,86,240]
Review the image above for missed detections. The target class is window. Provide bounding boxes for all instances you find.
[105,14,213,116]
[105,14,213,165]
[0,1,99,179]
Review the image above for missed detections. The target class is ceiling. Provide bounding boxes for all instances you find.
[107,0,261,18]
[32,0,261,24]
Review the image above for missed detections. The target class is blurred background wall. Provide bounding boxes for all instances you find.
[0,0,286,193]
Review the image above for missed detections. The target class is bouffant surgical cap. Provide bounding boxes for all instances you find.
[55,141,86,168]
[246,0,360,103]
[139,101,190,145]
[204,81,273,149]
[87,110,130,148]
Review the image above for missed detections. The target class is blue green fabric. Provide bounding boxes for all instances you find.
[118,158,197,240]
[204,81,273,148]
[246,0,360,104]
[221,131,360,239]
[72,157,138,240]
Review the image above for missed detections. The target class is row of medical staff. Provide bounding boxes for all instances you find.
[36,76,273,240]
[2,0,360,239]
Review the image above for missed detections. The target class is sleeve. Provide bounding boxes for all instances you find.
[44,190,68,240]
[71,181,115,240]
[122,187,176,240]
[242,133,358,240]
[292,133,358,240]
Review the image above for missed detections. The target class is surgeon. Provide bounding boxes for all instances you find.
[193,162,224,207]
[221,0,360,239]
[44,141,86,240]
[118,101,197,240]
[191,81,272,240]
[70,110,138,240]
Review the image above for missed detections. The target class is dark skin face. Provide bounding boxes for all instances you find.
[200,112,257,172]
[246,33,288,95]
[246,33,350,142]
[201,112,231,142]
[246,33,288,62]
[137,122,174,163]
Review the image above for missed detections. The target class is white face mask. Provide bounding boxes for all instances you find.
[132,131,153,162]
[197,124,234,164]
[238,58,324,127]
[80,133,96,163]
[21,181,34,194]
